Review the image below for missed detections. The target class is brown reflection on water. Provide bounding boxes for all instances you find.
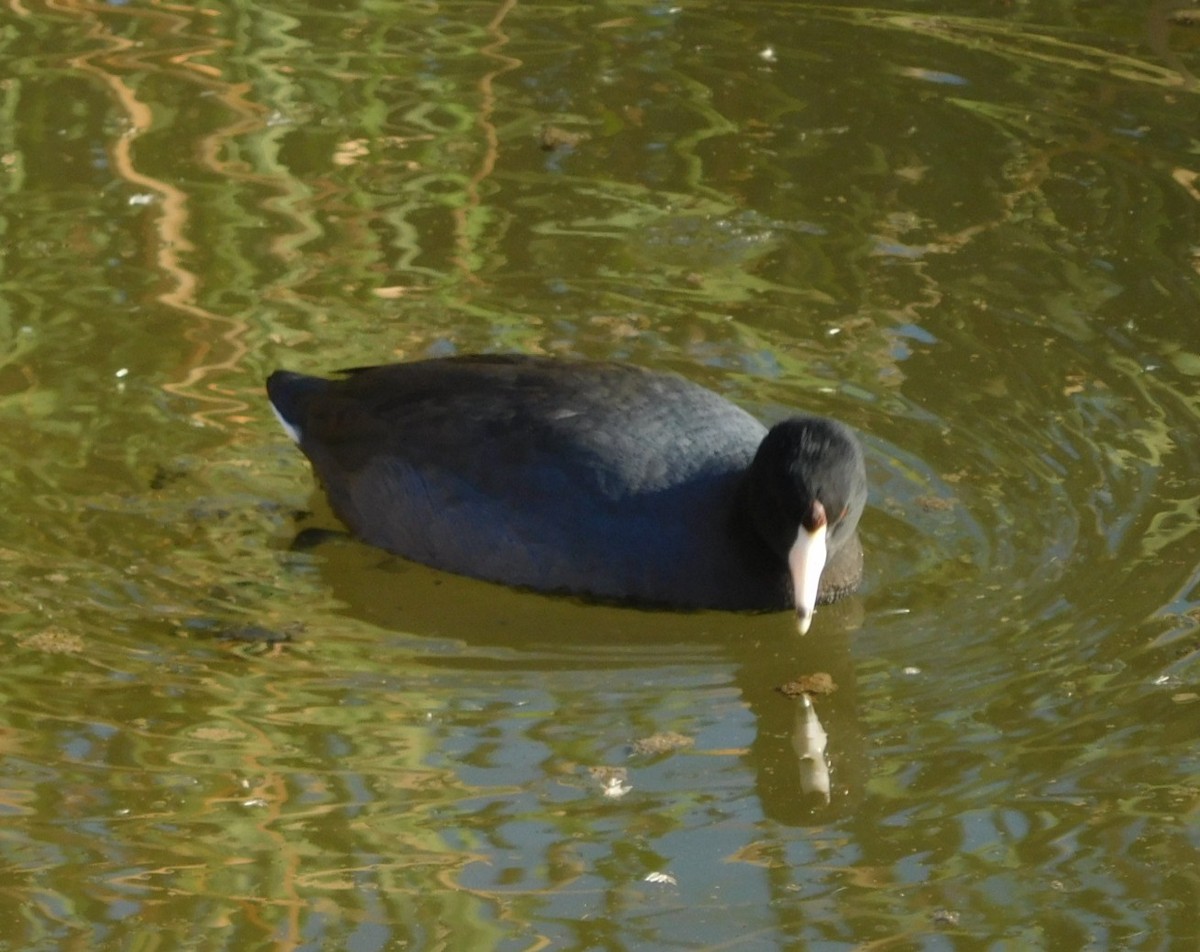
[49,0,273,426]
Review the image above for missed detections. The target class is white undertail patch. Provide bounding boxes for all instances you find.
[270,402,303,444]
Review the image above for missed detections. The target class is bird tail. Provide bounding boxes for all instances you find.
[266,371,329,443]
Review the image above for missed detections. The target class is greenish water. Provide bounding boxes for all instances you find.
[1,0,1198,948]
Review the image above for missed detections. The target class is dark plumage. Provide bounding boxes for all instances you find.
[267,354,867,632]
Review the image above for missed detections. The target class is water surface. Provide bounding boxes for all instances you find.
[1,1,1198,948]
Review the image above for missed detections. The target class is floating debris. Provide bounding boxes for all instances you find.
[588,765,631,799]
[776,671,837,698]
[539,125,590,152]
[631,731,694,756]
[18,629,85,654]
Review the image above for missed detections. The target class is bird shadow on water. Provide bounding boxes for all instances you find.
[292,502,872,827]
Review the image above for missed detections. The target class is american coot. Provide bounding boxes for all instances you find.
[267,355,867,633]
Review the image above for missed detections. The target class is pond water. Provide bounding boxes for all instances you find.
[1,0,1198,948]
